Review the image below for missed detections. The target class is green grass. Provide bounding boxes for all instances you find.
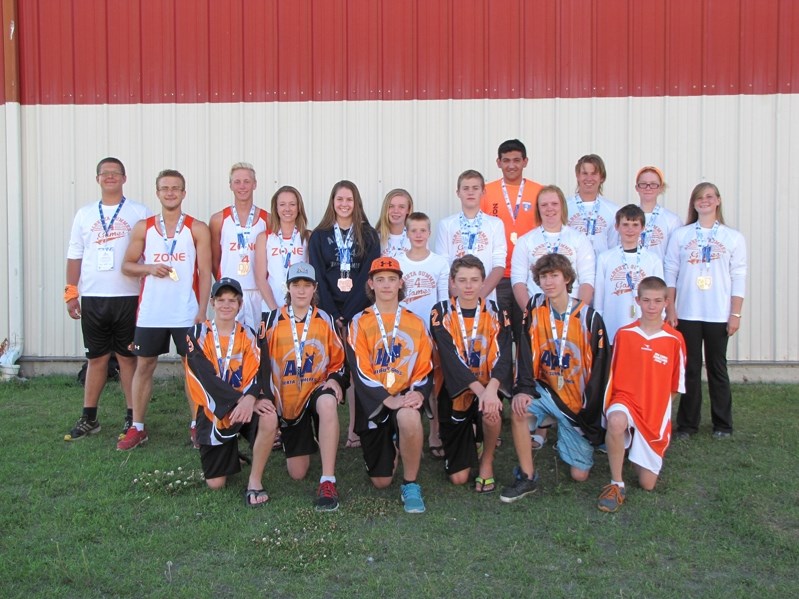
[0,376,797,598]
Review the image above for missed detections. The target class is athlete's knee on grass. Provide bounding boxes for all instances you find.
[286,455,310,480]
[636,465,658,491]
[448,468,471,486]
[570,466,591,482]
[370,476,393,489]
[206,476,227,490]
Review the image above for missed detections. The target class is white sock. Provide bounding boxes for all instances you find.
[190,420,196,428]
[320,476,336,484]
[611,480,625,489]
[133,422,145,432]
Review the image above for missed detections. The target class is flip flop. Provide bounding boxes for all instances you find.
[244,488,270,507]
[474,476,496,494]
[429,444,445,460]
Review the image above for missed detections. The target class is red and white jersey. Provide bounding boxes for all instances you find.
[604,322,686,465]
[137,214,200,328]
[67,198,151,297]
[510,225,595,300]
[566,195,620,255]
[640,205,682,262]
[265,230,308,309]
[594,246,664,344]
[397,251,450,330]
[217,205,270,289]
[434,211,507,302]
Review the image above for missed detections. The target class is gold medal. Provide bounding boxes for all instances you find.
[557,375,564,390]
[169,268,179,281]
[238,261,250,275]
[386,371,396,388]
[697,275,712,290]
[510,231,518,244]
[630,305,637,318]
[337,278,353,292]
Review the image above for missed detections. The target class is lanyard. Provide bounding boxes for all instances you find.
[548,298,574,374]
[158,212,186,257]
[231,204,256,256]
[574,195,600,236]
[210,320,235,381]
[373,303,403,362]
[695,221,720,271]
[501,179,525,222]
[640,205,661,249]
[541,227,561,254]
[288,305,311,369]
[454,298,481,363]
[333,224,354,273]
[621,246,642,294]
[385,229,407,257]
[458,212,483,251]
[279,227,298,269]
[98,197,126,237]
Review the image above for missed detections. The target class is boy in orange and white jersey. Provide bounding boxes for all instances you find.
[597,276,686,513]
[260,263,348,511]
[346,257,434,513]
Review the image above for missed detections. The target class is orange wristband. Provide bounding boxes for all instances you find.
[64,284,79,303]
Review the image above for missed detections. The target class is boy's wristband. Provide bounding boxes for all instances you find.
[64,284,79,303]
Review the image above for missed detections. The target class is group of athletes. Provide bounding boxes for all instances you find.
[64,138,747,514]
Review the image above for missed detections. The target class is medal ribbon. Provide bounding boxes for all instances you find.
[640,205,661,249]
[458,212,483,251]
[501,179,525,222]
[210,320,236,381]
[288,305,312,369]
[98,197,126,237]
[231,204,256,258]
[575,195,600,236]
[386,229,407,257]
[372,304,403,362]
[541,227,561,254]
[158,212,186,261]
[695,221,720,272]
[548,298,574,376]
[333,224,354,275]
[621,245,642,303]
[279,227,298,269]
[454,298,481,363]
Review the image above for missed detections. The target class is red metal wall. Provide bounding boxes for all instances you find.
[9,0,799,105]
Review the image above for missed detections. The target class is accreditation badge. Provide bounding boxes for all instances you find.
[97,246,114,271]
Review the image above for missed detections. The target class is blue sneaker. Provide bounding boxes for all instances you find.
[400,482,426,513]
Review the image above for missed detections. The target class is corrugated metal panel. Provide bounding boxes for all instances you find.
[15,0,799,104]
[0,106,8,336]
[16,95,798,362]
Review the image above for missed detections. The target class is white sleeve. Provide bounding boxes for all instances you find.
[664,230,681,287]
[434,219,449,260]
[436,259,450,301]
[575,234,596,289]
[593,252,607,314]
[491,220,507,270]
[67,210,85,260]
[510,237,530,286]
[729,231,747,298]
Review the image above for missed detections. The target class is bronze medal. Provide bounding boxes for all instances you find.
[386,371,396,388]
[697,275,712,290]
[510,231,518,244]
[557,375,564,390]
[337,278,353,292]
[238,261,250,275]
[169,268,179,281]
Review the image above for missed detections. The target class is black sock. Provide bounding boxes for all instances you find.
[126,408,133,418]
[83,407,98,421]
[402,479,416,486]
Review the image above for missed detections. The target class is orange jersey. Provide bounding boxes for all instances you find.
[430,298,513,412]
[259,306,347,422]
[604,322,686,457]
[185,320,261,445]
[516,295,609,445]
[482,177,543,276]
[346,305,434,431]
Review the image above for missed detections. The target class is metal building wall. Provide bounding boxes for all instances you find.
[3,0,799,365]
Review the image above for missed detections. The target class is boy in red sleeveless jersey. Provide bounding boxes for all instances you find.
[597,276,686,512]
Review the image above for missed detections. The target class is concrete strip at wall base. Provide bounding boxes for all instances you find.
[13,357,799,384]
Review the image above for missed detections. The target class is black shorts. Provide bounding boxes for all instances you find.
[132,326,190,357]
[280,387,337,458]
[359,406,423,479]
[80,296,138,358]
[199,420,258,480]
[439,399,482,475]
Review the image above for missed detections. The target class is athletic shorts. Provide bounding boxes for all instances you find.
[199,419,258,480]
[438,401,483,476]
[606,403,665,476]
[132,326,190,357]
[527,382,594,472]
[80,296,138,358]
[280,387,337,458]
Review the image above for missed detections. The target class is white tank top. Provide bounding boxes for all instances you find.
[137,214,199,328]
[217,205,270,289]
[265,230,308,308]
